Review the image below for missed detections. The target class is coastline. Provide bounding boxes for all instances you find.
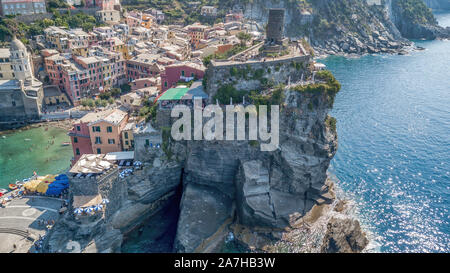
[313,42,424,60]
[0,119,74,137]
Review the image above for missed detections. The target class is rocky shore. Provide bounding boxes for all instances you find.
[0,119,74,136]
[244,0,448,57]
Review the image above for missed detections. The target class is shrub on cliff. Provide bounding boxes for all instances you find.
[325,115,337,133]
[214,84,246,104]
[393,0,438,25]
[293,70,341,107]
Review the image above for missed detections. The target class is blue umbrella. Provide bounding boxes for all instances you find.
[133,161,141,166]
[84,207,94,213]
[94,204,103,211]
[74,208,83,214]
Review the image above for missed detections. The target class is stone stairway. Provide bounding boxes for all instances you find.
[0,227,35,241]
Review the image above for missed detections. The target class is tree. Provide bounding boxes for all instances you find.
[237,31,252,46]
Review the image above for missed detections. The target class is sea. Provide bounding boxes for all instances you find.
[0,126,73,189]
[322,12,450,253]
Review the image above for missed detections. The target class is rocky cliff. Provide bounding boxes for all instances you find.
[391,0,450,39]
[174,85,338,252]
[46,61,368,254]
[241,0,413,56]
[240,0,448,55]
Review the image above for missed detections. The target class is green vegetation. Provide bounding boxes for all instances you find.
[46,0,68,9]
[229,66,252,79]
[213,84,246,105]
[266,49,290,58]
[99,88,121,100]
[177,79,195,88]
[393,0,437,25]
[290,61,304,71]
[139,99,158,122]
[249,140,259,147]
[325,115,337,133]
[121,0,235,25]
[80,98,113,109]
[237,31,252,46]
[293,70,341,107]
[0,10,102,42]
[300,38,314,57]
[120,84,132,94]
[248,84,285,108]
[202,44,248,66]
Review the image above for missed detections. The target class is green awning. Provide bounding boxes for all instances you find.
[157,87,190,101]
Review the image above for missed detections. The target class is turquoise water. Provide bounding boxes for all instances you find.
[322,13,450,252]
[0,126,73,189]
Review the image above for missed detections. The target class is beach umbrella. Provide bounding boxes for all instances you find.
[74,208,83,214]
[94,204,103,211]
[84,207,94,213]
[102,198,110,204]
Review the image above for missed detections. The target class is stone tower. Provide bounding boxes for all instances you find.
[0,36,43,125]
[10,36,33,83]
[266,8,285,44]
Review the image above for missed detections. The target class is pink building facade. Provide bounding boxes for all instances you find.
[85,0,116,10]
[69,121,93,165]
[160,63,205,92]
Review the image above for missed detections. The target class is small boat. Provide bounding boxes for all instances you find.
[9,184,18,191]
[15,181,24,186]
[61,142,71,146]
[0,189,8,194]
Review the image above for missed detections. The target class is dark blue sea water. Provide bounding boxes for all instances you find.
[322,13,450,253]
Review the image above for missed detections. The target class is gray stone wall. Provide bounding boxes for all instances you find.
[0,87,41,122]
[206,55,311,103]
[134,132,163,162]
[14,13,52,23]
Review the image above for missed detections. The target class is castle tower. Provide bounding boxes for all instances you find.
[10,36,33,82]
[266,8,285,44]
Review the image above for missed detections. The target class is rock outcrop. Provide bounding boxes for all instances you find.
[45,151,183,253]
[242,0,413,56]
[239,0,448,56]
[321,217,369,253]
[391,0,450,39]
[173,70,342,252]
[46,57,368,254]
